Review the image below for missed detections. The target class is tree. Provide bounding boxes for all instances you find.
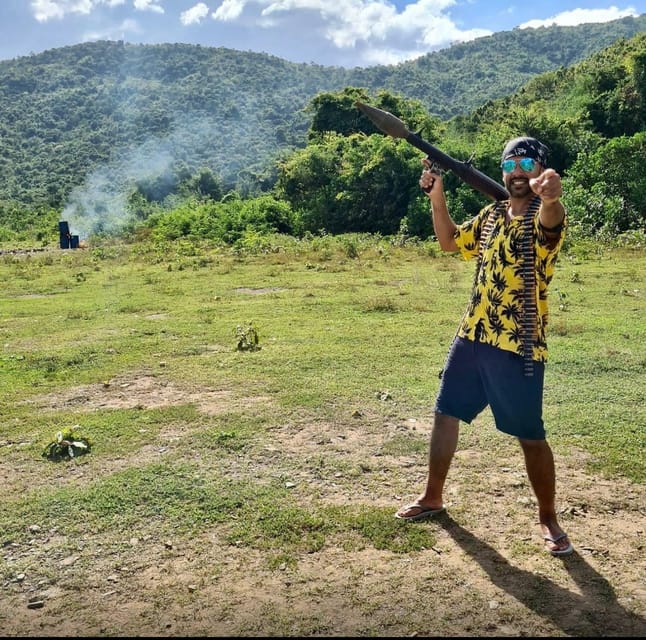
[562,132,646,234]
[276,131,424,235]
[307,87,373,140]
[307,87,441,143]
[179,167,224,201]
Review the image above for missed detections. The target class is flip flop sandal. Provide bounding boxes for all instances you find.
[544,532,574,556]
[395,503,446,521]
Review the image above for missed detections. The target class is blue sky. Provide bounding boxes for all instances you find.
[1,1,644,67]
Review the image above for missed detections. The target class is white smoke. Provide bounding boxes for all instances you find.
[60,137,175,239]
[59,109,261,239]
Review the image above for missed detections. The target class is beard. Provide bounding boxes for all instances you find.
[505,176,532,198]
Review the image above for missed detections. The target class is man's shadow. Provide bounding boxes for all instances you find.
[438,514,645,637]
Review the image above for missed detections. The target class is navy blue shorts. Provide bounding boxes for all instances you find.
[435,337,546,440]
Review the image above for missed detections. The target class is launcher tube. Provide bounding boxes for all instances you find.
[355,101,509,201]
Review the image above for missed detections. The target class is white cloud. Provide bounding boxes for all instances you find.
[31,0,61,21]
[213,0,246,21]
[208,0,492,65]
[31,0,125,22]
[181,3,210,25]
[82,17,142,42]
[31,0,92,21]
[310,1,398,48]
[133,0,164,14]
[360,46,428,66]
[211,1,484,48]
[519,6,639,29]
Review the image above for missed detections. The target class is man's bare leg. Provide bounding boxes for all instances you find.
[519,438,573,555]
[396,413,459,518]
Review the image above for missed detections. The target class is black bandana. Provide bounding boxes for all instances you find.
[501,137,549,166]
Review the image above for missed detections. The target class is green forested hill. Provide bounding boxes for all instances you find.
[352,14,646,118]
[0,14,644,210]
[0,41,348,207]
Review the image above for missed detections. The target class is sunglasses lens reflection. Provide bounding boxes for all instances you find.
[501,158,536,172]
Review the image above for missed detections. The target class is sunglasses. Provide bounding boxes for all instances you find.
[501,157,537,173]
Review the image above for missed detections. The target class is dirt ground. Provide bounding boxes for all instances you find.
[2,374,645,637]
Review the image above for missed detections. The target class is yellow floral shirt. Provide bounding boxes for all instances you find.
[453,201,566,362]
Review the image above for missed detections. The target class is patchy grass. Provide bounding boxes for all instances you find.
[0,235,644,636]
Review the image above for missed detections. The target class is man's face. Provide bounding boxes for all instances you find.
[501,156,541,197]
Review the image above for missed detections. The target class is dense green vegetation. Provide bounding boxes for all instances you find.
[147,34,646,243]
[0,16,644,246]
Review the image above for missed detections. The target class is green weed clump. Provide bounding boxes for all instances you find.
[42,426,92,461]
[235,322,261,351]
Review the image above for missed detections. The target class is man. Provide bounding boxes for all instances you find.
[395,137,573,557]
